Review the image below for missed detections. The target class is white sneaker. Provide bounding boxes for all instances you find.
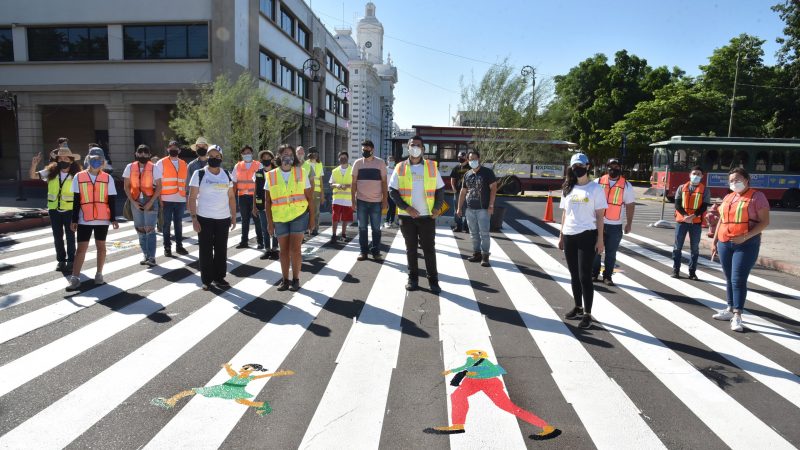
[730,315,744,332]
[712,308,734,321]
[94,273,104,285]
[66,276,81,291]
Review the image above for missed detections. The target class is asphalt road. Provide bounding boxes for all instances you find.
[0,198,799,449]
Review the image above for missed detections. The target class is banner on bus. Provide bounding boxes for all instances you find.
[707,172,800,189]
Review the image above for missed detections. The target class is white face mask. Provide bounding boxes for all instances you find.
[690,175,702,185]
[408,146,422,158]
[729,181,746,193]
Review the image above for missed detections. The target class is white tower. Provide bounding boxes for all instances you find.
[356,2,383,65]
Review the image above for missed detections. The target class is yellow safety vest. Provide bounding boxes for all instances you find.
[47,173,74,211]
[331,165,353,202]
[396,159,438,216]
[303,160,324,193]
[266,167,309,222]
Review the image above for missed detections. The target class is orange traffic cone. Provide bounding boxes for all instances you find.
[543,191,555,223]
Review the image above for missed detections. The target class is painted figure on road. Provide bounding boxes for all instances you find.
[151,363,294,416]
[425,349,560,441]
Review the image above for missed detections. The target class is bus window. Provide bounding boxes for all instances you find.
[789,150,800,172]
[704,149,718,170]
[771,150,786,172]
[652,147,668,170]
[687,149,702,167]
[440,144,457,161]
[755,150,769,171]
[673,149,688,169]
[733,150,749,169]
[425,143,437,159]
[717,149,734,170]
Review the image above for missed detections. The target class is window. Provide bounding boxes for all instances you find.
[754,151,769,171]
[28,26,108,61]
[715,149,734,171]
[123,24,208,59]
[0,28,13,62]
[334,62,342,80]
[733,150,749,169]
[259,50,274,81]
[771,150,786,172]
[326,52,333,71]
[297,25,309,50]
[259,0,274,19]
[326,92,334,112]
[279,63,294,91]
[788,150,800,172]
[297,75,310,99]
[280,8,295,37]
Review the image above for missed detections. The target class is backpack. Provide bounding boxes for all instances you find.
[197,168,232,184]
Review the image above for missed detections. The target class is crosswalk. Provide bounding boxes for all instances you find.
[0,215,798,449]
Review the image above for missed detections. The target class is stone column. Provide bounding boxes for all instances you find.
[17,102,42,163]
[106,102,134,166]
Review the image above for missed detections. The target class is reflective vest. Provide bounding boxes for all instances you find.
[129,161,155,199]
[159,157,188,197]
[718,189,757,242]
[266,167,309,222]
[396,159,438,216]
[331,165,353,201]
[234,161,262,196]
[77,171,111,221]
[598,175,627,221]
[47,173,74,211]
[303,160,324,193]
[675,182,705,224]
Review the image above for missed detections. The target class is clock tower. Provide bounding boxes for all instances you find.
[356,2,383,65]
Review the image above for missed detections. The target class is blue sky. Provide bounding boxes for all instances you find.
[307,0,787,129]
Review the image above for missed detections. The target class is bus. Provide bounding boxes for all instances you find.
[389,125,576,194]
[650,136,800,207]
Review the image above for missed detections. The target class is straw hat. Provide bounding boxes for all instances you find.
[190,137,209,151]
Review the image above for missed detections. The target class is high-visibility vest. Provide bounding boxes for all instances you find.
[77,170,111,221]
[718,189,757,242]
[47,173,74,211]
[234,160,262,196]
[396,159,438,216]
[598,174,627,221]
[303,160,324,193]
[331,165,353,201]
[129,161,155,199]
[675,182,705,224]
[159,157,188,197]
[266,167,309,222]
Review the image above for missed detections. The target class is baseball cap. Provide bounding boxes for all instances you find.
[607,158,621,166]
[87,147,105,159]
[458,150,467,157]
[569,153,589,167]
[168,140,180,147]
[208,144,223,155]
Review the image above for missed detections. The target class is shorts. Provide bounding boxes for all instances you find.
[77,224,110,242]
[332,204,353,222]
[273,211,309,238]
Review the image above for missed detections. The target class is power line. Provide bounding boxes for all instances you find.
[384,34,497,66]
[397,69,460,94]
[738,82,800,91]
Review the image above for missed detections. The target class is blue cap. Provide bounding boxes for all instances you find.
[570,153,589,167]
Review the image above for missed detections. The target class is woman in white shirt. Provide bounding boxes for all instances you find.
[188,145,237,291]
[557,153,607,329]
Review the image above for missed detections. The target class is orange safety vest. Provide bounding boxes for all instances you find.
[77,170,111,221]
[234,160,262,196]
[718,189,757,242]
[598,174,627,221]
[675,182,705,224]
[159,157,188,197]
[129,161,155,198]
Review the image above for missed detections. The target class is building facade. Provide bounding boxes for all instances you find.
[0,0,352,179]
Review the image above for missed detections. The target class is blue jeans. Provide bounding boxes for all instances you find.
[161,201,185,249]
[718,235,761,311]
[131,195,158,259]
[357,199,382,255]
[257,209,278,250]
[672,222,702,272]
[49,209,75,263]
[593,223,623,279]
[385,196,396,224]
[238,195,263,245]
[465,208,491,254]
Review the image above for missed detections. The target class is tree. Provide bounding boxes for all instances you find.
[170,72,297,166]
[771,0,800,137]
[773,0,800,85]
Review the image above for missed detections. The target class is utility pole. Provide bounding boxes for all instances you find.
[727,51,741,137]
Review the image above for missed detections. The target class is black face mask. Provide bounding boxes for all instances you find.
[168,149,180,157]
[458,157,466,163]
[608,168,621,178]
[362,150,373,158]
[58,161,71,170]
[196,147,208,157]
[136,156,150,164]
[262,159,272,166]
[207,157,222,168]
[572,166,588,178]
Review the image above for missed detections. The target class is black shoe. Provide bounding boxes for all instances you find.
[214,279,231,288]
[372,252,383,261]
[289,278,300,291]
[429,279,441,294]
[467,252,482,263]
[202,283,211,291]
[565,306,584,320]
[65,262,73,273]
[277,278,290,291]
[311,230,319,236]
[592,274,601,283]
[578,314,592,329]
[452,225,463,233]
[175,246,188,255]
[260,251,270,260]
[164,248,173,257]
[688,271,699,281]
[270,249,280,260]
[603,277,615,286]
[56,262,67,272]
[256,243,264,250]
[330,234,338,243]
[235,242,248,249]
[671,269,680,279]
[357,253,368,261]
[480,254,490,267]
[405,278,419,291]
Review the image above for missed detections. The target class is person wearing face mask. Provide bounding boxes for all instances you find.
[592,158,635,286]
[66,149,120,291]
[456,151,497,267]
[232,145,264,249]
[329,151,354,242]
[672,165,711,280]
[123,145,161,267]
[255,150,279,260]
[186,137,210,191]
[265,144,315,292]
[188,145,237,291]
[558,153,607,329]
[384,156,398,228]
[449,150,471,233]
[389,136,446,294]
[30,147,82,272]
[710,167,770,332]
[154,140,189,257]
[302,148,325,236]
[351,140,388,261]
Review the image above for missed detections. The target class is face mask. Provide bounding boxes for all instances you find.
[690,175,702,185]
[572,166,587,178]
[362,150,373,158]
[339,158,348,164]
[262,159,272,166]
[468,160,480,169]
[458,157,466,163]
[608,168,621,178]
[730,181,746,193]
[58,161,71,170]
[207,157,222,168]
[243,154,253,162]
[89,159,103,169]
[136,156,150,164]
[296,154,304,161]
[408,146,422,158]
[281,156,294,166]
[196,147,208,157]
[168,149,180,157]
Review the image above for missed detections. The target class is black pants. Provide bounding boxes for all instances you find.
[399,216,438,280]
[198,216,230,284]
[238,195,263,245]
[563,229,597,313]
[49,209,75,263]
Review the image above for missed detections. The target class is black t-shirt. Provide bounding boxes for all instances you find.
[449,163,470,190]
[462,166,497,210]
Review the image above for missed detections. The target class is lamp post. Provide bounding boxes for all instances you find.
[521,65,536,121]
[0,90,25,201]
[334,83,348,154]
[301,58,320,147]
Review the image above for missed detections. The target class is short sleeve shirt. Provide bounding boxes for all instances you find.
[352,157,386,203]
[559,182,608,235]
[462,166,497,210]
[188,169,233,219]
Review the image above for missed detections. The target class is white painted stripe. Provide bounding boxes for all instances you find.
[525,221,800,407]
[494,229,667,450]
[144,232,360,449]
[512,222,795,449]
[435,228,527,449]
[0,220,136,254]
[0,224,64,243]
[298,233,408,449]
[0,225,143,266]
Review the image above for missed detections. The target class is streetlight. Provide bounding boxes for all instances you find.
[521,65,536,120]
[0,90,25,201]
[334,83,348,154]
[301,58,320,147]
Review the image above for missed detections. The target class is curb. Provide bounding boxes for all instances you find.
[0,216,51,234]
[698,235,800,278]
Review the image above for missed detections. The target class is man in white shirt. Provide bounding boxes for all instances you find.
[592,158,635,285]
